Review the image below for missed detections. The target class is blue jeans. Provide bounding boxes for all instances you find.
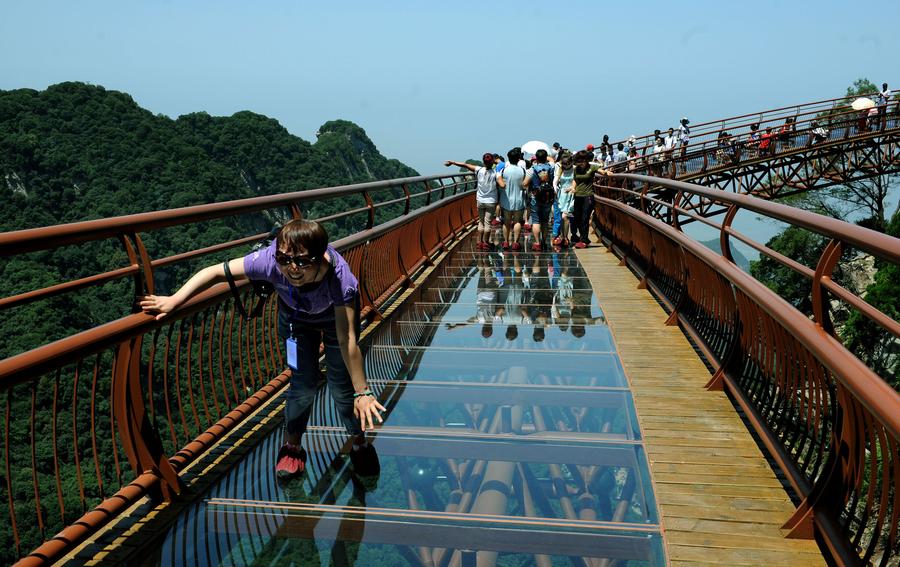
[551,202,562,237]
[278,303,362,438]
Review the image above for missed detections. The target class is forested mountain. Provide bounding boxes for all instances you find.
[0,81,417,231]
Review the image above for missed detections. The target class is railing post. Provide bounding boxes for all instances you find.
[811,239,842,336]
[363,191,375,229]
[401,183,411,216]
[719,204,740,263]
[112,337,184,501]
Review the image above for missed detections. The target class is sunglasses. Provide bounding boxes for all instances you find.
[275,253,319,269]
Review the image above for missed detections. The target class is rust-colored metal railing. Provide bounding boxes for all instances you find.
[594,172,900,566]
[0,172,477,566]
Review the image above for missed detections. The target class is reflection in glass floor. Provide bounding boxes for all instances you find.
[145,235,665,566]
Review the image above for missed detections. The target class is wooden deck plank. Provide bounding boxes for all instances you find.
[576,247,825,565]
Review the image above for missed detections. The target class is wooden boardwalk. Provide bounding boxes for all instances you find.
[576,246,826,566]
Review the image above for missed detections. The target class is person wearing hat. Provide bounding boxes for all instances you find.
[445,153,498,250]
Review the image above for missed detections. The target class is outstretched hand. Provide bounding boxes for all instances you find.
[139,295,179,320]
[354,395,386,431]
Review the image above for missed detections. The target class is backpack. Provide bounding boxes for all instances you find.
[531,163,555,205]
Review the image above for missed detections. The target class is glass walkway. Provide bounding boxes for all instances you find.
[145,234,666,567]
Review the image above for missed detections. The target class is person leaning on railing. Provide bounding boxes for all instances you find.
[139,219,385,480]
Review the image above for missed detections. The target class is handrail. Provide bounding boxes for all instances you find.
[594,172,900,565]
[614,173,900,265]
[0,172,464,256]
[0,190,470,387]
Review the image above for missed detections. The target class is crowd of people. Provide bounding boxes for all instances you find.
[445,82,895,253]
[445,144,612,252]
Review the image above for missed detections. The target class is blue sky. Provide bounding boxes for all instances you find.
[2,1,898,175]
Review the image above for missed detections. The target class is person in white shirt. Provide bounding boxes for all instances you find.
[445,153,497,251]
[678,118,691,147]
[664,127,677,152]
[651,137,666,176]
[613,143,628,164]
[495,147,528,251]
[878,83,892,129]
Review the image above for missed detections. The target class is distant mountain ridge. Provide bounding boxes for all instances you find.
[0,81,418,231]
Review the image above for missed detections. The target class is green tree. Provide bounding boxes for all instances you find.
[842,209,900,388]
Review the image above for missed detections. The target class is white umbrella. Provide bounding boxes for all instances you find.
[851,97,876,111]
[521,140,551,158]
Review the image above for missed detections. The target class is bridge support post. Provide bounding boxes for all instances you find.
[112,337,185,501]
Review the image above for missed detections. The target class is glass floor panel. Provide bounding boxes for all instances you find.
[373,380,641,439]
[366,320,614,351]
[364,347,628,388]
[146,233,664,566]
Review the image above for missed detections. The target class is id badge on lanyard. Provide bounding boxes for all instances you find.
[285,337,299,371]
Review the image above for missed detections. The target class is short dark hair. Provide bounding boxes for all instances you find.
[508,147,523,163]
[277,219,328,258]
[617,143,624,150]
[535,149,548,162]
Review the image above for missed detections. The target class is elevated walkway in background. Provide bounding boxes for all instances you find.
[61,231,825,566]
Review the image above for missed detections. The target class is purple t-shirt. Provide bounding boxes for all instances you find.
[243,242,358,320]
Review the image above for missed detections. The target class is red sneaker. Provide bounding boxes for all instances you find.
[523,223,532,231]
[552,237,562,246]
[501,242,510,250]
[511,242,522,251]
[491,218,502,227]
[531,243,542,252]
[574,242,587,249]
[275,443,307,479]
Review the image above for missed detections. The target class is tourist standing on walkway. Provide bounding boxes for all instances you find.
[495,147,528,251]
[553,153,576,248]
[445,154,497,250]
[571,150,607,248]
[746,123,760,158]
[523,149,556,251]
[139,219,385,479]
[491,154,505,228]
